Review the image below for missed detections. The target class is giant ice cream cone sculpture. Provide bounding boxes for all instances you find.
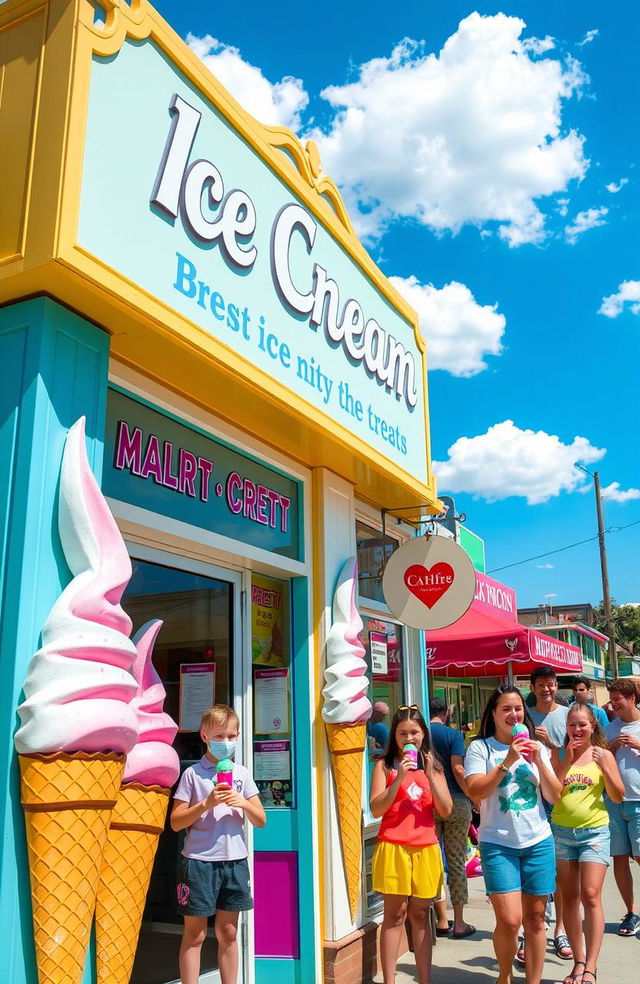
[96,618,180,984]
[14,418,139,984]
[322,558,372,920]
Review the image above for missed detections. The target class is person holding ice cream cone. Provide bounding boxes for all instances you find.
[171,704,265,984]
[370,705,452,984]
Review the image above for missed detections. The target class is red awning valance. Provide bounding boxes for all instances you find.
[425,604,583,678]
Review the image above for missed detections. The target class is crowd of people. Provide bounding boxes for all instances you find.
[369,674,640,984]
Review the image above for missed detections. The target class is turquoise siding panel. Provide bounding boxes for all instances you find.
[0,298,110,984]
[254,958,301,984]
[255,576,316,984]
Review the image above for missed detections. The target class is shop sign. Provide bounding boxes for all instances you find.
[529,631,582,672]
[382,536,476,630]
[77,40,428,481]
[103,388,301,560]
[473,572,517,621]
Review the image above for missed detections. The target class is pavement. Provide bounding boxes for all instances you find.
[378,861,640,984]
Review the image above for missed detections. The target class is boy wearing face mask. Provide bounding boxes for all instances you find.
[171,704,266,984]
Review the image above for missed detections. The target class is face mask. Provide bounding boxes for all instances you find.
[208,739,236,760]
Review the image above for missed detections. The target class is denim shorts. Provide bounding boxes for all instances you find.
[551,822,610,865]
[480,835,556,896]
[176,856,253,916]
[607,799,640,858]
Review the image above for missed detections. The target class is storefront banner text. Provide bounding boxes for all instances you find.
[78,40,428,480]
[473,572,517,622]
[104,389,302,560]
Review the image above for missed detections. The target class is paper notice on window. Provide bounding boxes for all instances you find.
[254,668,289,734]
[179,662,215,732]
[253,740,291,780]
[370,631,388,676]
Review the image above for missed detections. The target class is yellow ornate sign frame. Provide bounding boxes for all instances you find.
[0,0,440,513]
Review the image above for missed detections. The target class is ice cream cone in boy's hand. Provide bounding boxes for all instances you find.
[14,417,139,984]
[322,557,372,920]
[96,618,180,984]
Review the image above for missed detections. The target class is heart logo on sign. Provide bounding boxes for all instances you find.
[403,563,455,609]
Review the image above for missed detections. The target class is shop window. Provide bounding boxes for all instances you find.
[251,574,294,809]
[360,615,405,914]
[123,558,234,984]
[356,520,398,604]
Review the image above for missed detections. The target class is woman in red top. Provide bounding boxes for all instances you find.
[370,706,452,984]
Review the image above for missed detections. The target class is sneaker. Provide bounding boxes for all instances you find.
[515,936,525,966]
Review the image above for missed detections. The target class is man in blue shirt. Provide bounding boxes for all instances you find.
[571,675,609,729]
[366,701,390,757]
[430,697,476,938]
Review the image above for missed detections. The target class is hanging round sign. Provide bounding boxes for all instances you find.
[382,534,476,630]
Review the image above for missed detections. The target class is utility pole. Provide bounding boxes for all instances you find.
[594,471,618,677]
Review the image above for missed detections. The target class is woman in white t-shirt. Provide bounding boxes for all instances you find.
[465,685,562,984]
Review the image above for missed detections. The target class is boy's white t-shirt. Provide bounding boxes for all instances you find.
[174,756,259,861]
[464,737,553,849]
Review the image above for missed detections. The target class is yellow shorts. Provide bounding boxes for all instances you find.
[372,841,444,899]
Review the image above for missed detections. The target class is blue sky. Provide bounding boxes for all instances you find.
[154,1,639,609]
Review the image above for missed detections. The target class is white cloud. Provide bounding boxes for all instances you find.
[599,280,640,317]
[536,563,555,569]
[522,35,555,55]
[433,420,605,504]
[606,178,628,193]
[186,34,309,131]
[578,29,599,47]
[306,13,589,244]
[388,276,505,376]
[601,483,640,503]
[564,206,608,243]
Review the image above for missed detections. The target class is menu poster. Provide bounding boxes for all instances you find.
[251,574,286,666]
[253,740,291,780]
[370,631,388,676]
[179,662,216,732]
[254,668,289,734]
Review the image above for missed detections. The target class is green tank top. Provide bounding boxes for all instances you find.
[551,759,608,829]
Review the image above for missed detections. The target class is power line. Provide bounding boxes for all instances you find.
[487,518,640,574]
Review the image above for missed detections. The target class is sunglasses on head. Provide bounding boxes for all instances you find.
[397,704,419,712]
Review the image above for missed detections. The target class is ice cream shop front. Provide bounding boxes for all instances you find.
[0,2,441,984]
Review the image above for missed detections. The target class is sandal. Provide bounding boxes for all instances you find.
[515,936,525,966]
[618,911,640,936]
[563,961,586,984]
[554,932,573,959]
[582,972,597,983]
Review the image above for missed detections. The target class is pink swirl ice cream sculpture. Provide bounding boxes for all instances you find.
[14,416,140,984]
[322,557,372,920]
[96,619,180,984]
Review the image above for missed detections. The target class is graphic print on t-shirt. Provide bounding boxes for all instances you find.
[564,772,592,793]
[497,761,538,815]
[406,780,428,809]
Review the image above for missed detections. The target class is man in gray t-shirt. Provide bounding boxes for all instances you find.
[527,666,572,960]
[606,680,640,937]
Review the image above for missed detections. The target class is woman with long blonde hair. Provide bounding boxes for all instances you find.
[551,702,624,984]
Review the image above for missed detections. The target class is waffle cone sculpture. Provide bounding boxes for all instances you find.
[96,619,180,984]
[14,417,140,984]
[19,752,125,984]
[322,558,372,921]
[325,722,367,919]
[96,783,170,984]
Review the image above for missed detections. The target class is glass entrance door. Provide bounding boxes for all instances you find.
[122,553,243,984]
